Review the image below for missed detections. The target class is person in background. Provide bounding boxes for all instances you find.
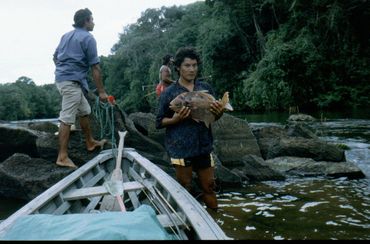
[156,54,175,97]
[155,47,225,211]
[53,8,108,169]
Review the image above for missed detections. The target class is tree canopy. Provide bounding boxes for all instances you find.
[1,0,369,120]
[0,77,60,120]
[102,0,370,113]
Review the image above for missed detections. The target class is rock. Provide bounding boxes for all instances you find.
[253,126,345,162]
[128,112,263,170]
[113,107,170,166]
[288,113,316,122]
[213,113,262,167]
[264,156,366,179]
[129,112,165,146]
[212,153,244,187]
[0,103,365,203]
[266,138,345,162]
[27,122,59,134]
[285,123,319,139]
[0,153,74,200]
[237,155,285,181]
[0,125,40,162]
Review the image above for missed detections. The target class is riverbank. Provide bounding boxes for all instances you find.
[1,110,369,239]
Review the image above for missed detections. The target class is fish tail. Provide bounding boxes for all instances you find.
[221,92,234,111]
[221,92,229,106]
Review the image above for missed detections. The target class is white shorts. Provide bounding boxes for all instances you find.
[56,81,91,125]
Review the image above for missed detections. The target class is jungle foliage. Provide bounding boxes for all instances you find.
[0,0,369,120]
[0,77,60,120]
[102,0,370,113]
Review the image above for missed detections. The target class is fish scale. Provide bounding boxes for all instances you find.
[170,91,233,128]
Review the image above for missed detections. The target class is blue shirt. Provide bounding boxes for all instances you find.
[53,28,100,92]
[156,80,215,159]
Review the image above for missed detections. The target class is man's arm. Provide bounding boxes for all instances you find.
[161,67,174,85]
[210,101,224,121]
[161,107,191,127]
[53,49,58,65]
[91,64,108,101]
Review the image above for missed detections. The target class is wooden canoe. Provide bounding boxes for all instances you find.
[0,148,229,240]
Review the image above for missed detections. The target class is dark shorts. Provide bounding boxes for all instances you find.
[171,154,215,170]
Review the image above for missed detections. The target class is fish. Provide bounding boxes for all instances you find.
[169,90,233,128]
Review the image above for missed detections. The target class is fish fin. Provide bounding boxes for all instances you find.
[197,90,209,93]
[221,92,229,106]
[221,92,234,111]
[193,118,201,123]
[225,103,234,111]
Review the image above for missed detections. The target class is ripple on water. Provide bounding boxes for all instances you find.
[245,226,256,231]
[273,235,284,240]
[272,195,298,203]
[299,201,330,212]
[326,221,341,226]
[216,176,370,240]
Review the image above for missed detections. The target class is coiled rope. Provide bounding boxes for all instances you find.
[92,97,117,157]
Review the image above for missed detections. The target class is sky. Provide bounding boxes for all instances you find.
[0,0,202,86]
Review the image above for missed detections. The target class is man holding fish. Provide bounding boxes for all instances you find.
[156,47,233,211]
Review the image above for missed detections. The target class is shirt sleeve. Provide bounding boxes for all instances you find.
[53,35,64,61]
[85,36,100,66]
[53,48,58,61]
[155,91,173,129]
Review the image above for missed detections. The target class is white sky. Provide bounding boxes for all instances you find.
[0,0,201,86]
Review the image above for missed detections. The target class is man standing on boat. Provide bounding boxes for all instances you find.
[155,47,224,211]
[53,8,108,169]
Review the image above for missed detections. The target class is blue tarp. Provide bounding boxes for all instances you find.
[0,205,175,240]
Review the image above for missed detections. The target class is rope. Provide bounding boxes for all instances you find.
[92,96,117,158]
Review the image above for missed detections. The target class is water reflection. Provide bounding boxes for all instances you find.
[213,177,370,240]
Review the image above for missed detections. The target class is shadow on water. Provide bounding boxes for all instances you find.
[0,199,27,220]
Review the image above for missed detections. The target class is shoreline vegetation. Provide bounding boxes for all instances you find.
[0,0,369,121]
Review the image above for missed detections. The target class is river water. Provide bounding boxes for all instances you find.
[209,110,370,240]
[1,110,369,240]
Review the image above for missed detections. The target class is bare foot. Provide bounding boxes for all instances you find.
[56,157,78,169]
[87,139,108,152]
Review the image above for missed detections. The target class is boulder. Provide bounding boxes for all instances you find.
[233,155,286,182]
[0,125,40,162]
[266,137,345,162]
[264,156,366,179]
[253,125,345,162]
[212,113,262,167]
[113,107,170,166]
[27,122,59,134]
[288,113,316,122]
[0,153,74,200]
[129,112,165,147]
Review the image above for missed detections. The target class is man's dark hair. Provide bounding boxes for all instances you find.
[73,8,92,28]
[174,47,201,71]
[162,54,173,65]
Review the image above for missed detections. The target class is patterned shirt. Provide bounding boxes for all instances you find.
[53,28,100,92]
[156,80,215,159]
